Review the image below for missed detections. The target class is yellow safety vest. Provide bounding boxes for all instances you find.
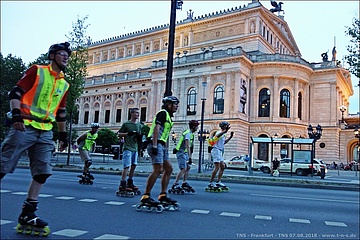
[83,132,98,151]
[148,109,173,142]
[175,129,194,152]
[21,65,69,130]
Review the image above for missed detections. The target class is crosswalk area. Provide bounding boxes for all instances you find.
[1,188,350,239]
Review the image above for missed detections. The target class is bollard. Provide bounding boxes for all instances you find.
[320,167,325,179]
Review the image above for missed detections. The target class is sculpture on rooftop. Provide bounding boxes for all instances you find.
[270,0,284,13]
[321,51,329,62]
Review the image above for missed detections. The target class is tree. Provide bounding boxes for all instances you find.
[0,53,26,142]
[27,53,49,68]
[64,15,90,164]
[96,128,119,152]
[345,17,360,79]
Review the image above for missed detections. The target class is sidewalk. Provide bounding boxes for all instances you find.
[17,153,360,191]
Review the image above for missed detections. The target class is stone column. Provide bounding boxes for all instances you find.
[293,78,299,120]
[132,43,135,56]
[123,46,127,58]
[272,75,279,119]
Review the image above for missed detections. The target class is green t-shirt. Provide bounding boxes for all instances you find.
[118,121,141,152]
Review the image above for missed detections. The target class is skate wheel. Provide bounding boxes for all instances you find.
[146,206,153,212]
[136,190,141,195]
[16,224,24,233]
[79,180,82,184]
[174,203,181,211]
[90,181,93,185]
[115,190,120,196]
[43,226,51,236]
[191,189,195,193]
[156,205,164,213]
[180,190,185,195]
[128,192,135,197]
[135,203,143,212]
[168,189,172,194]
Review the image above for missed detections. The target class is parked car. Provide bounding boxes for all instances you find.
[260,158,317,176]
[312,159,328,175]
[224,155,265,170]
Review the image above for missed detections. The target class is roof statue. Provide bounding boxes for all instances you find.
[270,0,284,13]
[321,51,329,62]
[332,46,337,61]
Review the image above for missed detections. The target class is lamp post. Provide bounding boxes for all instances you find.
[164,0,183,97]
[354,128,359,176]
[198,81,208,173]
[308,124,323,177]
[339,105,347,124]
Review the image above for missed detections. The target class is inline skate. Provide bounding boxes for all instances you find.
[127,178,141,195]
[168,183,185,195]
[216,181,230,192]
[135,195,164,213]
[205,182,222,192]
[16,200,50,236]
[115,180,135,197]
[158,193,180,211]
[181,182,195,193]
[77,172,94,185]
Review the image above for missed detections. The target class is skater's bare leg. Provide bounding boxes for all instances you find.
[210,163,220,182]
[217,162,225,182]
[144,164,162,194]
[161,160,173,193]
[174,168,186,183]
[129,164,136,179]
[27,180,42,200]
[122,167,129,181]
[183,166,190,182]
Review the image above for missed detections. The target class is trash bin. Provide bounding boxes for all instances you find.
[320,167,325,179]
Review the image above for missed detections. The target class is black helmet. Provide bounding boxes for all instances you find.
[219,121,230,128]
[48,42,71,59]
[189,120,199,128]
[162,96,179,104]
[91,123,100,128]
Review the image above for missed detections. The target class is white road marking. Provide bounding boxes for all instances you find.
[255,215,272,220]
[55,196,75,200]
[38,194,53,198]
[289,218,311,224]
[191,209,210,214]
[11,192,27,195]
[94,234,130,239]
[251,193,359,204]
[220,212,241,217]
[0,190,11,193]
[325,221,347,227]
[0,220,14,225]
[52,229,88,237]
[104,201,125,206]
[79,199,98,203]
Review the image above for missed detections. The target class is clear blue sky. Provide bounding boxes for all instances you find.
[1,0,359,112]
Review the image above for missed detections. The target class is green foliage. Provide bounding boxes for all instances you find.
[27,53,49,68]
[0,53,26,142]
[345,17,360,79]
[96,128,119,149]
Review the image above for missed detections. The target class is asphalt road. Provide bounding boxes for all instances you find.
[1,168,359,239]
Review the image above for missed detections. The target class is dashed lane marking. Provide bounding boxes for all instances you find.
[52,229,88,238]
[255,215,272,220]
[94,234,130,239]
[220,212,241,217]
[79,199,98,203]
[191,209,210,214]
[104,201,126,206]
[11,192,27,195]
[289,218,311,224]
[38,194,53,198]
[0,190,11,193]
[325,221,347,227]
[0,220,14,225]
[55,196,75,200]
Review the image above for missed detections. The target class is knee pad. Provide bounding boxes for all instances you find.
[85,160,92,167]
[33,174,51,184]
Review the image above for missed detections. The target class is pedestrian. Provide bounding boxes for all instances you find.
[207,121,234,190]
[0,42,71,234]
[140,96,179,206]
[116,108,142,195]
[76,123,100,181]
[170,120,199,193]
[272,157,280,176]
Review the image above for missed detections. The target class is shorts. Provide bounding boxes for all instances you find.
[176,151,188,169]
[78,148,91,162]
[211,148,224,163]
[0,126,53,177]
[147,143,169,165]
[122,150,138,168]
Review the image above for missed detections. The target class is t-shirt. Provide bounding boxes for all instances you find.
[118,121,141,152]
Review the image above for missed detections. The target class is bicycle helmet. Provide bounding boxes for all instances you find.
[219,121,230,129]
[162,96,179,104]
[91,123,100,128]
[189,120,199,128]
[48,42,71,59]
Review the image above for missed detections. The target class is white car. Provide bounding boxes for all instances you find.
[260,158,317,176]
[312,159,328,175]
[224,155,265,170]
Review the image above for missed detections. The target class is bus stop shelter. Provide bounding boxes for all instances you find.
[249,137,315,176]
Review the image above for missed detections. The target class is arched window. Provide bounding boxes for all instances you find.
[187,87,197,115]
[258,88,270,117]
[298,92,302,120]
[258,134,269,161]
[279,89,290,118]
[213,85,224,114]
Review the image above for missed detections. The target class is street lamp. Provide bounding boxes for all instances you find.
[198,81,208,173]
[339,105,347,123]
[308,124,323,177]
[354,127,359,176]
[164,0,183,97]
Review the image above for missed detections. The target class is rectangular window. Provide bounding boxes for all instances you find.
[116,109,122,123]
[128,109,131,120]
[140,107,147,122]
[94,111,99,123]
[84,111,89,124]
[105,110,110,123]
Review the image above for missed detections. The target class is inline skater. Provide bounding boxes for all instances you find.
[0,42,71,235]
[170,120,199,194]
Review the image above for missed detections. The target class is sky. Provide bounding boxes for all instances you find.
[1,0,359,112]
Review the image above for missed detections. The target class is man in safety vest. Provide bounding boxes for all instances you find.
[77,123,100,179]
[140,96,179,205]
[0,42,71,232]
[170,120,199,192]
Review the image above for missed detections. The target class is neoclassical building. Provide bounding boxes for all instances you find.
[73,0,356,164]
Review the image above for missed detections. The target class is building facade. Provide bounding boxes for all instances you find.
[73,0,356,164]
